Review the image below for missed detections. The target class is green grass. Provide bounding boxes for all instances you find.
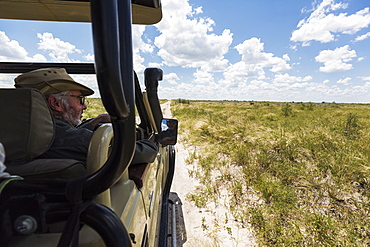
[172,100,370,246]
[84,98,106,119]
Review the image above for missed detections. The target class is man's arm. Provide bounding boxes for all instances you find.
[77,114,111,130]
[88,114,111,127]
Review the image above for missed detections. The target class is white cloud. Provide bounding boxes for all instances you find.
[158,73,370,102]
[163,72,180,85]
[353,32,370,42]
[133,25,154,54]
[273,73,313,84]
[235,38,291,73]
[301,0,347,14]
[73,74,99,97]
[315,45,357,73]
[359,76,370,81]
[148,62,162,68]
[337,77,351,85]
[154,0,233,72]
[306,82,369,98]
[133,52,146,75]
[132,25,156,74]
[219,37,292,88]
[0,31,46,62]
[193,69,214,84]
[0,31,27,60]
[0,74,18,88]
[220,62,257,88]
[37,32,82,62]
[193,6,203,15]
[83,53,94,61]
[291,0,370,46]
[159,81,223,100]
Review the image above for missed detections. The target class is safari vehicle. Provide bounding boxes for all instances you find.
[0,0,178,246]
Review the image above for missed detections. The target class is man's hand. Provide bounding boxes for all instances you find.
[148,133,155,142]
[89,114,111,127]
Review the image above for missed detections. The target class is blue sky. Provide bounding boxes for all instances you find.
[1,0,370,103]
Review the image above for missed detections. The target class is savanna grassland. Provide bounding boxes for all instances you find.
[84,98,369,246]
[171,99,370,246]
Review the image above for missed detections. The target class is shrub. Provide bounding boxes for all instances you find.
[281,103,293,117]
[343,112,361,139]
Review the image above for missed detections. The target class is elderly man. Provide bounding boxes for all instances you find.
[14,68,158,164]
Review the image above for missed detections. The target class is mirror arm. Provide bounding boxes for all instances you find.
[135,72,153,134]
[144,68,163,133]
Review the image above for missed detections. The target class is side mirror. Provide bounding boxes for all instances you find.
[159,119,178,145]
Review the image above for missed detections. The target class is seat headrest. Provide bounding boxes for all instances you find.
[0,88,54,163]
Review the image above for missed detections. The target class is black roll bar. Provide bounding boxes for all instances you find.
[91,0,130,119]
[82,0,136,198]
[81,202,133,246]
[0,62,95,74]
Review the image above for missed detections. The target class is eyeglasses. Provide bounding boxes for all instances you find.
[60,94,86,105]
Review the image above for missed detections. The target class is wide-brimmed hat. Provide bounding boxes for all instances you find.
[14,68,94,96]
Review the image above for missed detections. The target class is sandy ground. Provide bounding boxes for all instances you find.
[162,102,257,247]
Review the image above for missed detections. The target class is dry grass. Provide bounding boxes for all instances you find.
[172,100,370,246]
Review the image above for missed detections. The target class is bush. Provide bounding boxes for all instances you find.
[343,112,361,139]
[281,103,293,117]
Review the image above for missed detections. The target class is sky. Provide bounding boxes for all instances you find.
[1,0,370,103]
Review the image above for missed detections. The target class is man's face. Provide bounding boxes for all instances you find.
[60,90,87,126]
[167,121,176,129]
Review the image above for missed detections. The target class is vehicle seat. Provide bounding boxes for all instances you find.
[0,88,86,179]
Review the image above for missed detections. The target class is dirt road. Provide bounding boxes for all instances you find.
[162,101,257,247]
